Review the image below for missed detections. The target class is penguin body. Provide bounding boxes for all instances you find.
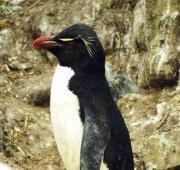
[32,23,134,170]
[50,65,108,170]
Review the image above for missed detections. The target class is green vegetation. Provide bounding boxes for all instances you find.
[0,0,13,16]
[95,0,109,10]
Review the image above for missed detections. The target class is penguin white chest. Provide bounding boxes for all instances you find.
[50,65,83,170]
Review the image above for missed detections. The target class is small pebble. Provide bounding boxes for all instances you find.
[8,60,32,70]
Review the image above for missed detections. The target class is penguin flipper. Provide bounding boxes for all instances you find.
[80,106,110,170]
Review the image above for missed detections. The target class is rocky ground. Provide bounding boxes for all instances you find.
[0,0,179,170]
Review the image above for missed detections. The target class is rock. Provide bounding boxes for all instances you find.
[0,29,14,50]
[28,88,50,106]
[0,75,9,86]
[46,52,57,64]
[11,0,25,6]
[0,52,10,64]
[3,0,177,87]
[176,69,180,91]
[12,5,22,12]
[144,130,179,170]
[8,60,32,70]
[0,109,6,152]
[156,103,166,121]
[26,50,46,64]
[106,62,139,101]
[108,75,139,101]
[0,20,7,29]
[20,71,53,106]
[118,90,180,169]
[0,96,63,170]
[97,0,179,87]
[30,0,93,36]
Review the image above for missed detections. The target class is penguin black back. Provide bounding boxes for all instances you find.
[69,71,134,170]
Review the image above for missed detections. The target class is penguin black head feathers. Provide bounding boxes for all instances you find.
[33,24,105,73]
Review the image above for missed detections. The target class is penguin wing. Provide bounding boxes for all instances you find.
[80,105,110,170]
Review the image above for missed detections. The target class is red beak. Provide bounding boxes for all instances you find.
[32,35,58,49]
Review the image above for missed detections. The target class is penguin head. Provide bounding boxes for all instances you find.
[33,24,105,73]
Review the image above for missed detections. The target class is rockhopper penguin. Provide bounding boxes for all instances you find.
[32,24,134,170]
